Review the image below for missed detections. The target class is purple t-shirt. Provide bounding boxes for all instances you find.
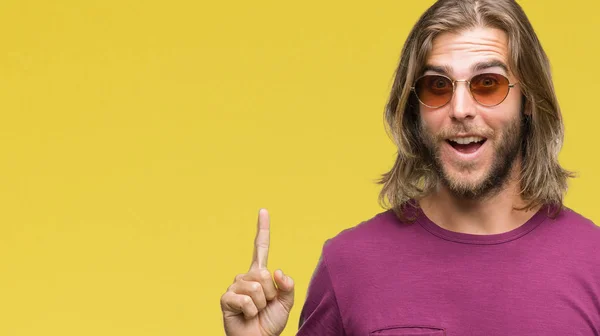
[297,206,600,335]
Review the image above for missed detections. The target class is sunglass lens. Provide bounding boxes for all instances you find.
[470,73,510,106]
[415,75,453,108]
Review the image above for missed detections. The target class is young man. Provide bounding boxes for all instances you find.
[220,0,600,335]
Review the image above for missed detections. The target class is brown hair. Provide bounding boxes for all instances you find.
[378,0,574,219]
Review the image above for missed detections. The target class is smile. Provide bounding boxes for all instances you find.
[445,136,487,160]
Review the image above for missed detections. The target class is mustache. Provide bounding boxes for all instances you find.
[433,124,495,141]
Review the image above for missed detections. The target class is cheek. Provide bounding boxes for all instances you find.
[501,88,523,118]
[419,108,447,133]
[481,97,522,131]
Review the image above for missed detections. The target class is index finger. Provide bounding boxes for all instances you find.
[250,208,270,270]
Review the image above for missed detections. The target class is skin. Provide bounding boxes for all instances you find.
[418,27,540,234]
[220,26,542,336]
[220,209,295,336]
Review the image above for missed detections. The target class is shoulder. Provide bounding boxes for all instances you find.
[543,206,600,257]
[547,207,600,236]
[323,210,397,246]
[319,209,419,265]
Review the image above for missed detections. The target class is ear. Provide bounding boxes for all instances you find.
[521,94,532,116]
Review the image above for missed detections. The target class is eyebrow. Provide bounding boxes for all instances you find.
[421,64,453,76]
[472,60,509,73]
[422,60,510,76]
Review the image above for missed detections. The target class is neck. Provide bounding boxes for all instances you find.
[418,161,541,235]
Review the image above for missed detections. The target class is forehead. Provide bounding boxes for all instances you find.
[426,27,510,76]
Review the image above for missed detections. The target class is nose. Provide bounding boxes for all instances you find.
[449,80,477,120]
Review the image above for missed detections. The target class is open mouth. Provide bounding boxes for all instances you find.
[446,137,487,154]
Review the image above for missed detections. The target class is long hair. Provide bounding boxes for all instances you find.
[378,0,574,219]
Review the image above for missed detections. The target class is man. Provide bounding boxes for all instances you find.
[220,0,600,335]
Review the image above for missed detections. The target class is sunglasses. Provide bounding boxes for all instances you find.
[411,73,518,108]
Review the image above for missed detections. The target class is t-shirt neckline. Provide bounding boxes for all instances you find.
[415,206,549,245]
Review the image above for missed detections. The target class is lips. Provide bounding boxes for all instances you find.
[448,136,485,144]
[447,139,486,154]
[443,136,488,159]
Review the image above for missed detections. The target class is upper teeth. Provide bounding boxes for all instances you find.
[450,137,484,144]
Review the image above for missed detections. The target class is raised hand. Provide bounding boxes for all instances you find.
[220,209,295,336]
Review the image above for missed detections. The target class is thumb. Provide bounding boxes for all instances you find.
[274,269,295,312]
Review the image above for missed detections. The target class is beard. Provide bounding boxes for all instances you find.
[419,114,525,200]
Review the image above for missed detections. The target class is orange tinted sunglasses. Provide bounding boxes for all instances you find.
[411,73,518,108]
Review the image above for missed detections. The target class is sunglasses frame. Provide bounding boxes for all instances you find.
[411,73,518,109]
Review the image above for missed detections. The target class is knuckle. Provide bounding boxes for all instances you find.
[245,304,258,318]
[220,292,232,308]
[244,269,261,282]
[264,288,276,299]
[234,273,245,282]
[250,282,261,293]
[241,296,255,312]
[255,242,269,250]
[256,300,267,310]
[259,269,272,281]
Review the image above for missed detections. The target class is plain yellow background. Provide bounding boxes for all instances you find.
[0,0,598,335]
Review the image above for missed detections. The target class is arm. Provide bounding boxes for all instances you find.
[297,251,345,335]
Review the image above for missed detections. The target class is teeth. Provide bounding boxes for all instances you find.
[449,136,484,145]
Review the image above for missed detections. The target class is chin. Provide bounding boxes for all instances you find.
[444,162,487,180]
[442,167,492,197]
